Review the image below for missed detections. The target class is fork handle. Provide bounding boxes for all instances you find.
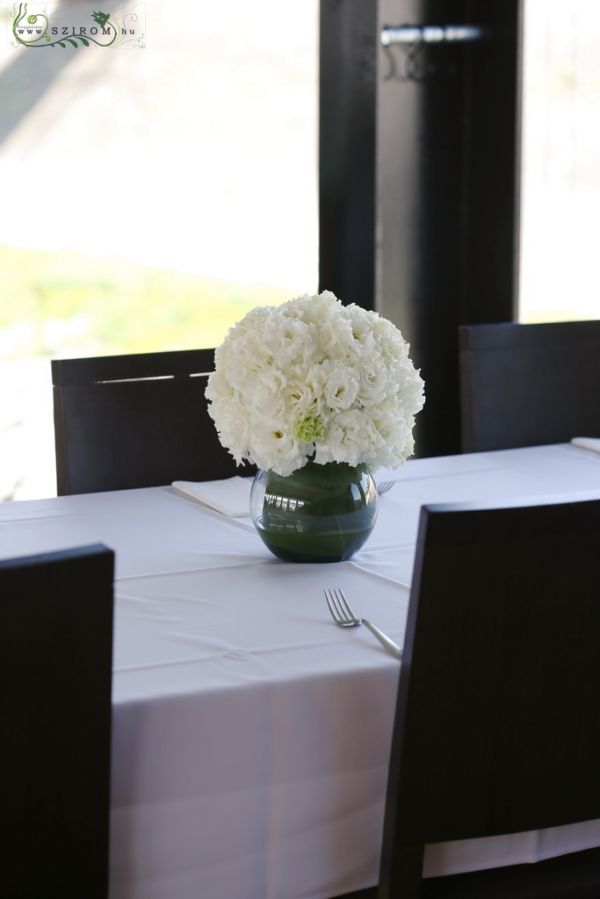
[362,620,402,659]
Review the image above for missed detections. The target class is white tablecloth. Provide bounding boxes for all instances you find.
[2,443,600,899]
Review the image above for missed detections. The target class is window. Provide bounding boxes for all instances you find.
[0,0,318,499]
[519,0,600,323]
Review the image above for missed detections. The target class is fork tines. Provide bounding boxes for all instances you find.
[324,587,354,625]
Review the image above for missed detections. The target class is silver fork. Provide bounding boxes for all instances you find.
[324,587,402,659]
[377,480,396,495]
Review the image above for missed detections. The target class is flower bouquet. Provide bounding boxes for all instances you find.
[207,291,424,562]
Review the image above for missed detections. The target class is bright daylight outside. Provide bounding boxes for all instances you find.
[519,0,600,324]
[0,0,318,500]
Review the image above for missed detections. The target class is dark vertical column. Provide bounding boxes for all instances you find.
[319,0,378,309]
[461,0,523,324]
[319,0,521,455]
[377,0,522,456]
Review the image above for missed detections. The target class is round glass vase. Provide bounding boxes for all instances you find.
[250,461,378,563]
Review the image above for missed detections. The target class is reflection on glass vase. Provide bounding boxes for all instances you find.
[250,461,378,563]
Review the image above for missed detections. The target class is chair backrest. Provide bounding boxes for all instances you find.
[52,349,253,495]
[0,544,114,899]
[379,498,600,898]
[459,320,600,452]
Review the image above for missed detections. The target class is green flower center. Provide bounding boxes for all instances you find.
[293,414,325,443]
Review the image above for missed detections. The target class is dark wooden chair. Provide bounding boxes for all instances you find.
[459,320,600,452]
[377,497,600,898]
[0,544,115,899]
[52,348,254,495]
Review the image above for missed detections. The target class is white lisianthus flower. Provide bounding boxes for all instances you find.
[286,379,319,416]
[206,291,425,476]
[249,420,307,477]
[318,359,360,411]
[314,409,384,467]
[358,359,389,406]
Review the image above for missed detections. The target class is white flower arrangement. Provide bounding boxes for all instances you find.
[206,291,425,477]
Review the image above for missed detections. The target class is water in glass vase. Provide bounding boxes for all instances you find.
[250,462,378,563]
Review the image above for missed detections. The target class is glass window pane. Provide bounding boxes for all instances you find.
[519,0,600,323]
[0,0,318,499]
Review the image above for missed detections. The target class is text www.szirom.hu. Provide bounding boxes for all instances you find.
[16,26,137,36]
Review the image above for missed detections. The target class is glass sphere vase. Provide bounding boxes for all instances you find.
[250,461,378,563]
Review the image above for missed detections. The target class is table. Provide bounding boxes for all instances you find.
[2,443,600,899]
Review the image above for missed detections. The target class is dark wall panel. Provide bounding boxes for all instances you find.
[320,0,522,457]
[319,0,378,309]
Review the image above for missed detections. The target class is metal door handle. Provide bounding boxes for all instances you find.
[381,24,485,46]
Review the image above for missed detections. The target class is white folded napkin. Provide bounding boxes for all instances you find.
[571,437,600,455]
[172,476,252,517]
